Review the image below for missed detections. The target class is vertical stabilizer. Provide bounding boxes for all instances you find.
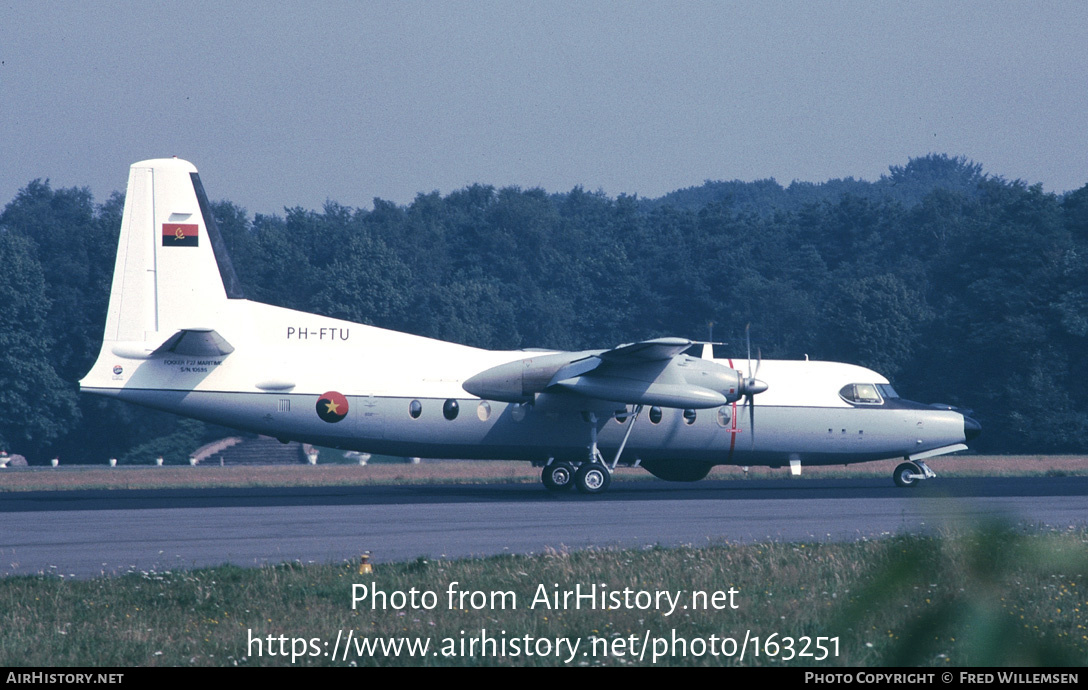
[102,158,241,346]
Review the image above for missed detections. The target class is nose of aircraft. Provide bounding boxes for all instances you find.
[964,415,982,442]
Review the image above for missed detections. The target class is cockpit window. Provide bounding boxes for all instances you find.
[839,383,883,405]
[876,384,899,399]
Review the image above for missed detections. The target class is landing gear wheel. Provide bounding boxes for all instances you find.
[893,461,922,488]
[574,463,612,494]
[542,462,576,492]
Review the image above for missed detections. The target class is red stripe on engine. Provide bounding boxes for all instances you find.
[727,358,737,462]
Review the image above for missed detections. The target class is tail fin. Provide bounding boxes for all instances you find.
[102,157,244,346]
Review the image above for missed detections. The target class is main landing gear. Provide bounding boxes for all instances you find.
[540,460,612,494]
[574,462,611,494]
[542,407,640,494]
[541,461,575,491]
[893,459,937,488]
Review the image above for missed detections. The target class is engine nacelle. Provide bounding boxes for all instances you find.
[462,352,588,403]
[464,351,749,409]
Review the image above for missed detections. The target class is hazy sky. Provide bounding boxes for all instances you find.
[3,1,1087,217]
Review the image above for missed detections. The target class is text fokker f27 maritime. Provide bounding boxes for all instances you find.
[80,158,981,493]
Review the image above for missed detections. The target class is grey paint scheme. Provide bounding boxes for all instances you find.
[462,342,747,410]
[84,387,970,467]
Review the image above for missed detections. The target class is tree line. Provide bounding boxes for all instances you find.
[1,154,1086,462]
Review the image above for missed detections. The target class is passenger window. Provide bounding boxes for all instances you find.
[716,405,732,427]
[443,399,459,420]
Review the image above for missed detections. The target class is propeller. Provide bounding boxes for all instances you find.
[738,324,768,447]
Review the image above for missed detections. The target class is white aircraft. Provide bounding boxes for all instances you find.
[80,158,981,493]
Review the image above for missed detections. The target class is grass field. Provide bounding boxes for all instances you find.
[2,456,1085,667]
[1,454,1086,492]
[0,527,1084,667]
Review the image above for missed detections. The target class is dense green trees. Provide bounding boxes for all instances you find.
[0,231,80,456]
[1,155,1085,461]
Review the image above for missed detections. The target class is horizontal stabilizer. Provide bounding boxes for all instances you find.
[152,329,235,357]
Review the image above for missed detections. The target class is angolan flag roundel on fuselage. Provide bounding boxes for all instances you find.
[316,391,349,423]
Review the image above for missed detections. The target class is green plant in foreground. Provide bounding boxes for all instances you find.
[834,523,1087,666]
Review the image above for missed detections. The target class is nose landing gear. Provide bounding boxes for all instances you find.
[893,459,937,488]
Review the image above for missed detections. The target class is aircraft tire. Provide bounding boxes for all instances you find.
[893,461,922,488]
[541,462,576,492]
[574,463,612,494]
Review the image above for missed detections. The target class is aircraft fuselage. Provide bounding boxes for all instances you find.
[80,158,979,492]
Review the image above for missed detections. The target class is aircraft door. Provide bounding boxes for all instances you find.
[355,394,386,440]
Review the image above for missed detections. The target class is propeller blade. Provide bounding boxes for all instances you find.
[739,326,767,449]
[745,323,753,379]
[748,394,756,449]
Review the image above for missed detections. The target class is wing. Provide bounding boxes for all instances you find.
[597,337,694,362]
[463,337,742,409]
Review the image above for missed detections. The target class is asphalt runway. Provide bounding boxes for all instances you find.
[1,477,1086,578]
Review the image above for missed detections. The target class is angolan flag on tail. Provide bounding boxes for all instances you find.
[93,158,233,345]
[162,223,198,247]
